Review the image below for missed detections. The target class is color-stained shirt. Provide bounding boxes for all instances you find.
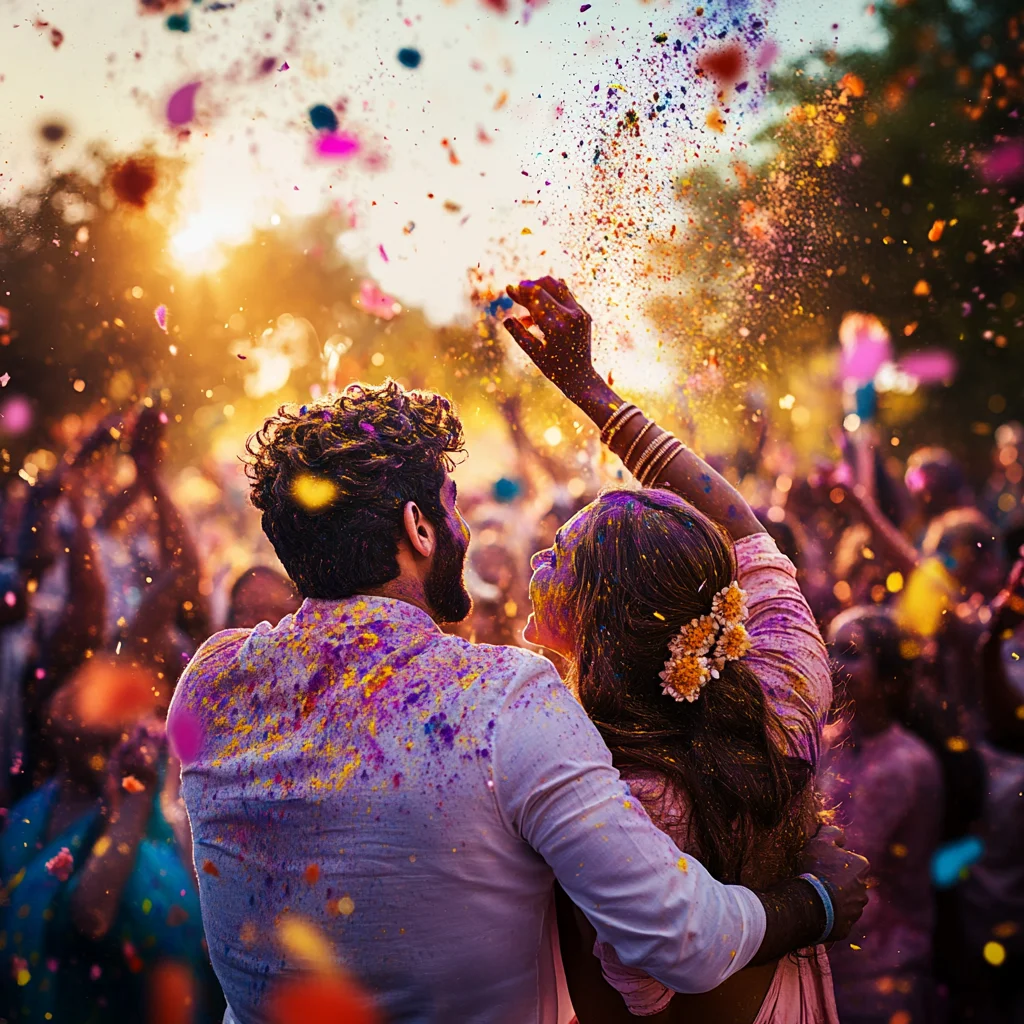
[168,595,766,1024]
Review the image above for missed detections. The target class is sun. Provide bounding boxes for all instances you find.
[169,206,256,274]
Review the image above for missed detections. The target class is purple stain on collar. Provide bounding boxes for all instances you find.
[322,410,333,422]
[360,420,376,433]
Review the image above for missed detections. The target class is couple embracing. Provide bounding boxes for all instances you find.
[168,279,868,1024]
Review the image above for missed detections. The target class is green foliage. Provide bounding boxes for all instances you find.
[670,0,1024,463]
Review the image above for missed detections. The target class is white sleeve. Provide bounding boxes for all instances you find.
[490,655,766,994]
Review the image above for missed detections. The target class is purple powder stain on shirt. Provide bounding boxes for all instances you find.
[359,420,375,433]
[166,81,201,127]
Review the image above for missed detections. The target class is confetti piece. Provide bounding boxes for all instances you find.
[154,305,168,332]
[441,138,460,165]
[167,705,204,764]
[304,864,320,884]
[378,244,389,263]
[276,915,335,972]
[397,48,421,69]
[839,72,865,97]
[927,219,945,242]
[166,81,201,127]
[315,132,360,159]
[278,61,290,71]
[580,3,591,10]
[309,104,339,132]
[122,774,146,793]
[913,279,931,296]
[0,374,8,388]
[202,859,220,877]
[269,972,381,1024]
[896,557,956,638]
[933,835,978,892]
[355,280,401,320]
[45,847,73,882]
[983,941,1007,966]
[292,474,338,511]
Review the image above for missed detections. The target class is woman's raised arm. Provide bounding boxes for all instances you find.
[505,277,765,541]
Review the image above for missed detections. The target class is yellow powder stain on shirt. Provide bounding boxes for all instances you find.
[677,856,688,872]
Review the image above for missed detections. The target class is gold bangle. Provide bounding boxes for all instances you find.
[603,407,642,447]
[600,402,637,444]
[633,433,675,482]
[622,421,654,466]
[641,438,684,486]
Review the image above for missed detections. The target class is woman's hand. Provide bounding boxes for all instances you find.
[504,278,598,403]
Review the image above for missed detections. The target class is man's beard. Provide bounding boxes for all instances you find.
[425,522,472,624]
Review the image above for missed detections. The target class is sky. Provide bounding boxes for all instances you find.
[1,0,883,339]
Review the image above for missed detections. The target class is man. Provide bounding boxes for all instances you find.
[169,378,867,1023]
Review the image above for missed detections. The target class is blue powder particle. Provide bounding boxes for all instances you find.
[492,477,520,503]
[485,294,514,316]
[397,47,422,69]
[931,835,984,889]
[166,12,190,31]
[309,104,338,132]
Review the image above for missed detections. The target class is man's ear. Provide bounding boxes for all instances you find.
[402,501,436,559]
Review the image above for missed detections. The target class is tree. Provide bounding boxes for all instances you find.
[659,0,1024,466]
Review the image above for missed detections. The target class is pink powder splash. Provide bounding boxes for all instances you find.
[356,280,401,320]
[167,705,204,765]
[898,349,958,385]
[167,81,202,127]
[838,312,893,385]
[154,304,168,332]
[315,132,360,159]
[45,847,74,882]
[0,395,33,435]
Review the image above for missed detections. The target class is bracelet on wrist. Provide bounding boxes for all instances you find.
[639,437,683,486]
[631,433,674,482]
[799,872,835,945]
[622,421,654,466]
[600,402,640,445]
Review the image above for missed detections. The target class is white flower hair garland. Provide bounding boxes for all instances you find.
[658,581,753,703]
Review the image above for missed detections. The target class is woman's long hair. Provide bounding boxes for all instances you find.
[566,489,813,886]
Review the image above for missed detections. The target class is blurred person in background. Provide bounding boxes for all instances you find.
[903,447,971,544]
[952,549,1024,1024]
[225,566,300,631]
[0,656,214,1023]
[822,607,943,1024]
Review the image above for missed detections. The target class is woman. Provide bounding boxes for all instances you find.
[0,657,214,1024]
[821,607,942,1024]
[504,278,839,1023]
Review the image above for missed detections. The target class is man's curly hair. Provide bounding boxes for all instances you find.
[246,379,465,599]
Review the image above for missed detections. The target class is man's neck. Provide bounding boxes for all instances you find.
[361,579,436,622]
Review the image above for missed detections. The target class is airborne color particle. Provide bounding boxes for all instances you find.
[309,104,339,132]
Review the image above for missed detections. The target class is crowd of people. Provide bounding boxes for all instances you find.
[0,278,1021,1024]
